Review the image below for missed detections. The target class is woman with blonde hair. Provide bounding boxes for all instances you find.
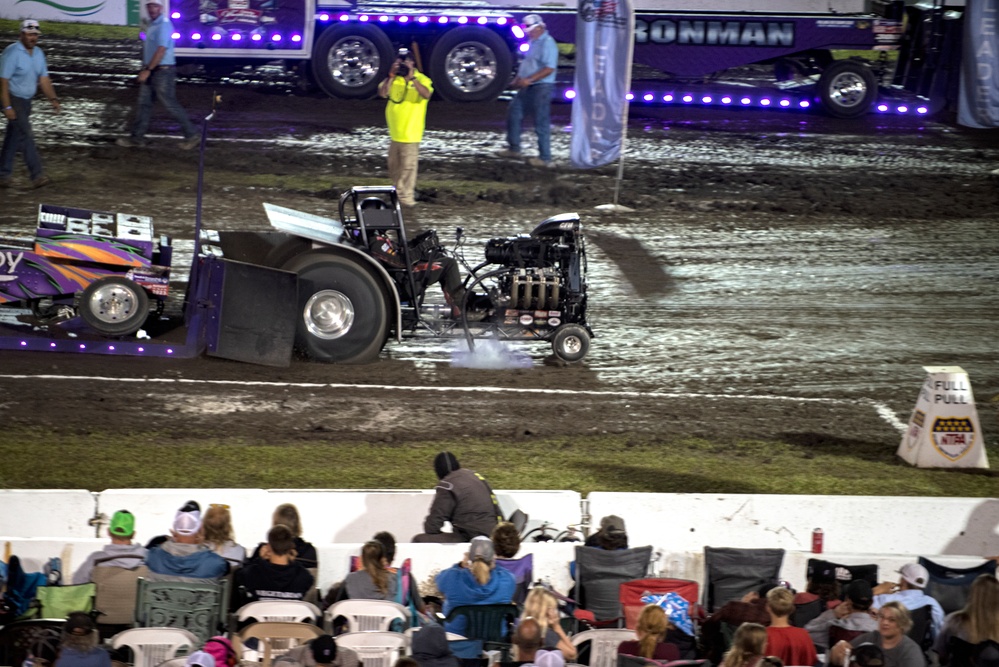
[520,587,576,660]
[202,504,246,567]
[933,574,999,665]
[435,536,516,636]
[618,604,680,662]
[250,503,317,568]
[722,623,769,667]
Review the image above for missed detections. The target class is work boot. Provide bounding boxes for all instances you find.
[496,149,523,159]
[32,174,52,189]
[527,157,555,169]
[179,135,200,150]
[116,136,139,147]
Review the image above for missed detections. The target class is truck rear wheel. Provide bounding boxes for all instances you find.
[79,276,150,337]
[284,254,388,363]
[430,27,512,102]
[818,59,877,118]
[312,24,392,100]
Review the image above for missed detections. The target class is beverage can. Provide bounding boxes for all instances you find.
[812,527,824,554]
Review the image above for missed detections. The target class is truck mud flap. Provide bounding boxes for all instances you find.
[205,258,297,367]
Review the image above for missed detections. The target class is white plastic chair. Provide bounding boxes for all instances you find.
[570,629,636,667]
[110,627,200,667]
[323,599,410,633]
[236,600,323,624]
[234,621,325,667]
[332,631,406,667]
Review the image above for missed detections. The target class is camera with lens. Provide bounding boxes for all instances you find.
[395,47,411,77]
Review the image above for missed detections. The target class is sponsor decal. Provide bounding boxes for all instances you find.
[0,251,25,282]
[636,19,794,47]
[816,19,859,28]
[519,314,534,326]
[548,310,562,317]
[931,417,975,461]
[547,318,561,327]
[579,0,629,28]
[912,410,925,427]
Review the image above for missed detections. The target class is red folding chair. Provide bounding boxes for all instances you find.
[619,578,700,630]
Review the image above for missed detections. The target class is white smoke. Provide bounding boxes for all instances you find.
[450,338,533,369]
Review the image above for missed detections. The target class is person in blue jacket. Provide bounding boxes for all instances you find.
[435,536,516,636]
[145,505,228,582]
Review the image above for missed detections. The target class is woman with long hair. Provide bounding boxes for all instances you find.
[722,623,769,667]
[340,540,398,600]
[202,504,246,568]
[435,536,516,636]
[618,604,680,662]
[519,587,576,660]
[250,503,318,568]
[933,574,999,665]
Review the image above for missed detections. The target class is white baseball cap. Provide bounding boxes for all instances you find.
[898,563,929,588]
[21,19,42,34]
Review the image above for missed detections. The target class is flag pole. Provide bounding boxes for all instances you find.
[597,0,636,213]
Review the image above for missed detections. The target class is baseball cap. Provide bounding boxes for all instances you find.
[535,650,565,667]
[64,611,96,636]
[186,651,216,667]
[109,510,135,537]
[846,579,874,606]
[599,515,626,534]
[898,563,929,588]
[469,536,496,563]
[173,509,202,535]
[21,19,42,34]
[146,0,164,5]
[522,14,544,28]
[311,635,338,664]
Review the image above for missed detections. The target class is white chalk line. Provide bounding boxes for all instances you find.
[0,373,908,432]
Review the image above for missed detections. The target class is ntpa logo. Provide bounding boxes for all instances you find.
[14,0,109,19]
[931,416,975,461]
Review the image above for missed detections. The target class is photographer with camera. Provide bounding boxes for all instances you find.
[377,47,432,208]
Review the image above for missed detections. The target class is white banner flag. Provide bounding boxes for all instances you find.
[570,0,635,169]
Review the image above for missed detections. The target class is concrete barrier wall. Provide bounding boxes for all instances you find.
[587,493,999,558]
[0,490,97,539]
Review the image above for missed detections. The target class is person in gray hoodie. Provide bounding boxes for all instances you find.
[145,506,228,582]
[412,624,460,667]
[72,509,146,584]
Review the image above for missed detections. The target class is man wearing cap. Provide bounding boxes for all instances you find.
[497,14,558,168]
[805,579,879,652]
[145,505,228,582]
[377,47,433,208]
[72,509,147,584]
[59,611,112,667]
[413,451,503,543]
[0,19,60,189]
[116,0,198,149]
[274,634,360,667]
[872,564,944,640]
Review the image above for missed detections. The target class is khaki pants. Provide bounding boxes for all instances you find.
[388,140,420,205]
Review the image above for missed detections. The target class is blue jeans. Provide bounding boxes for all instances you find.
[506,82,553,162]
[0,96,43,180]
[131,67,197,141]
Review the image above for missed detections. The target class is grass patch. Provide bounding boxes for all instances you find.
[1,429,995,494]
[0,19,137,40]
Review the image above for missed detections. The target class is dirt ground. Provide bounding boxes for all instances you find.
[1,33,998,452]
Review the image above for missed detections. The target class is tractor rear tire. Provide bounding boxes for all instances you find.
[284,253,388,363]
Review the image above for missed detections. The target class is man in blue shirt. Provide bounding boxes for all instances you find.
[872,563,945,641]
[117,0,198,149]
[498,14,558,168]
[0,19,61,189]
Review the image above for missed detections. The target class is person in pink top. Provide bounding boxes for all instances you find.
[765,587,818,667]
